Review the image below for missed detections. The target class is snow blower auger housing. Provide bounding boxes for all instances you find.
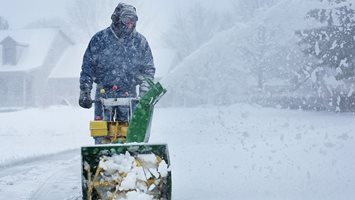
[81,80,171,200]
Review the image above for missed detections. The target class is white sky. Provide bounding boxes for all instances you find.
[0,0,72,29]
[0,0,233,29]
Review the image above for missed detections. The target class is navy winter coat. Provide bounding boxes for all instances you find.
[79,26,155,98]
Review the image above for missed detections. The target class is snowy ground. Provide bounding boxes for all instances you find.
[0,104,354,200]
[0,107,92,166]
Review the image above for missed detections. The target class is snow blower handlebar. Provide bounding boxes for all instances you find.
[91,98,138,107]
[89,77,165,107]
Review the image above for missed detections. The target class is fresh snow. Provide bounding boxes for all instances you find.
[0,104,354,200]
[0,106,92,166]
[94,151,169,199]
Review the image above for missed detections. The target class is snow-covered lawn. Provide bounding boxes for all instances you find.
[0,106,92,166]
[0,104,354,200]
[151,104,355,200]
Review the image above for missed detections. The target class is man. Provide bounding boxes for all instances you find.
[79,3,155,121]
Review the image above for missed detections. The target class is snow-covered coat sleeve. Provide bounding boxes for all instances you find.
[138,38,155,94]
[79,37,99,92]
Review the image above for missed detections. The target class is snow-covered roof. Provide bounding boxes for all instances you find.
[0,28,63,72]
[49,44,87,78]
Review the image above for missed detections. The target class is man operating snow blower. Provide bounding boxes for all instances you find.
[78,3,171,200]
[79,2,155,144]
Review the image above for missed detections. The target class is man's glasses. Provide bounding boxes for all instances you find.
[121,16,137,26]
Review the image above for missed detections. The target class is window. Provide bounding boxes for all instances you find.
[1,37,19,66]
[3,46,16,65]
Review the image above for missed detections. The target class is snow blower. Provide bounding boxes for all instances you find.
[81,80,171,200]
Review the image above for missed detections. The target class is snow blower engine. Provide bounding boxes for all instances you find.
[81,79,171,200]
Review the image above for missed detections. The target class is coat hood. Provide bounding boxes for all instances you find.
[111,3,138,25]
[111,3,139,38]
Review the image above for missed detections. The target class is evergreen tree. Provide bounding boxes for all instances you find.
[295,0,355,111]
[296,0,355,80]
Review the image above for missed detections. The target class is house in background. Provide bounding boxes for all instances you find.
[0,28,73,110]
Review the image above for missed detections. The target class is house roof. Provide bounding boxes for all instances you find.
[0,28,66,72]
[49,44,87,78]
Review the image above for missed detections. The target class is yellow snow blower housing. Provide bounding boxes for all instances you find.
[90,121,128,143]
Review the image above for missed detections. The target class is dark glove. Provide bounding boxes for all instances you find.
[79,90,92,109]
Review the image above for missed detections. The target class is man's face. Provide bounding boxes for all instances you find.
[121,15,137,32]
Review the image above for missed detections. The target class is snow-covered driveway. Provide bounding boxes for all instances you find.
[0,150,81,200]
[0,104,354,200]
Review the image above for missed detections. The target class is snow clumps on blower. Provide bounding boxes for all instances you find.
[84,151,170,200]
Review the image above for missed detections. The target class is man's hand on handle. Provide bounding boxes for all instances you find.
[79,90,92,109]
